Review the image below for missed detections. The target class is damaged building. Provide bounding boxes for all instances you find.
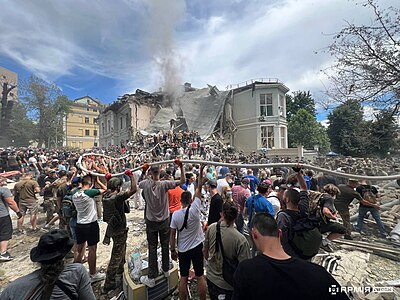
[99,79,290,153]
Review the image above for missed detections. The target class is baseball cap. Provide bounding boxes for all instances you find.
[241,178,250,185]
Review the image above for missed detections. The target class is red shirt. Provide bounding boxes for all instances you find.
[168,186,183,214]
[232,185,251,214]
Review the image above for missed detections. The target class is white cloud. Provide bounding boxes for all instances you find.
[0,0,398,102]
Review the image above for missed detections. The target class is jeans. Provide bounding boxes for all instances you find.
[146,218,170,278]
[235,214,244,234]
[357,205,387,235]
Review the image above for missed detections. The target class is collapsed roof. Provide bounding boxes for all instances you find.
[145,85,231,139]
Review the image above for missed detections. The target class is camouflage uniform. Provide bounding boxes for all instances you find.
[104,229,128,289]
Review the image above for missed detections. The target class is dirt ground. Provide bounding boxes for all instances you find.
[0,186,148,299]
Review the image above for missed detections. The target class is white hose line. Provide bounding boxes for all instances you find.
[77,153,400,181]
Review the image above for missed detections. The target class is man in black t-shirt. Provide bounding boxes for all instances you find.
[356,181,388,238]
[207,180,223,226]
[233,213,349,300]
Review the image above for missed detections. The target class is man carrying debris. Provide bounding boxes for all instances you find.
[335,179,363,240]
[139,160,185,288]
[356,180,388,238]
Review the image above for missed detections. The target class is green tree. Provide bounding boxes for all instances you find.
[286,91,316,122]
[369,110,397,156]
[324,0,400,111]
[20,75,70,148]
[7,102,35,147]
[327,100,368,156]
[288,108,330,152]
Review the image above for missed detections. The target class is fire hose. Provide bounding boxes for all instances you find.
[77,152,400,181]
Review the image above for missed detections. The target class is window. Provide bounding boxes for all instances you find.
[108,120,111,132]
[261,126,274,149]
[93,118,98,124]
[102,123,105,134]
[85,129,90,136]
[279,94,285,117]
[94,130,98,136]
[126,115,130,128]
[93,108,97,112]
[120,117,123,129]
[94,142,98,147]
[280,127,286,148]
[85,117,89,124]
[260,94,273,116]
[87,107,90,111]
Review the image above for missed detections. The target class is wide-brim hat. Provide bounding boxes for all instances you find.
[30,229,74,264]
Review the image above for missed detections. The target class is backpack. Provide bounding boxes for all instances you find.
[308,190,327,215]
[278,210,322,260]
[62,188,77,218]
[363,188,377,204]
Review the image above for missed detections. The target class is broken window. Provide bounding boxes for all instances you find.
[261,126,274,149]
[260,94,273,116]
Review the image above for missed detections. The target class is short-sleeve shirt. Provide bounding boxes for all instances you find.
[170,197,204,253]
[168,186,183,214]
[72,189,101,224]
[208,193,223,226]
[0,187,13,218]
[14,179,39,205]
[139,179,178,222]
[336,184,362,208]
[356,184,378,207]
[245,194,274,230]
[231,185,250,214]
[204,221,251,290]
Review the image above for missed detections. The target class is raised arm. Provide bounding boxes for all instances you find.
[195,164,206,199]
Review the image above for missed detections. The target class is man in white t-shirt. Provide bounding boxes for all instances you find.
[170,165,207,300]
[217,173,232,195]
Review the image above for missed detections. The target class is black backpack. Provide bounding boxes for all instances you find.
[278,210,322,260]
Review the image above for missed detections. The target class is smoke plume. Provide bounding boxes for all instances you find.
[145,0,186,104]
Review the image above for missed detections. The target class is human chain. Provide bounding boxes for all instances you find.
[77,152,400,181]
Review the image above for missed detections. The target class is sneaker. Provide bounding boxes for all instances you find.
[343,234,353,240]
[0,251,14,262]
[90,272,106,283]
[140,275,155,288]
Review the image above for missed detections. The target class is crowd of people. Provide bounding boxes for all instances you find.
[0,141,392,299]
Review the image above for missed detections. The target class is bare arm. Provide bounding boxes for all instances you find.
[126,172,137,198]
[5,196,19,213]
[195,165,205,199]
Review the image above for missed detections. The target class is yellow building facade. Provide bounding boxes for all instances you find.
[63,96,103,149]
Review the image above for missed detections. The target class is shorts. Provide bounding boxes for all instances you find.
[0,216,12,242]
[178,243,204,277]
[320,221,346,235]
[76,221,100,246]
[207,278,233,300]
[19,202,38,215]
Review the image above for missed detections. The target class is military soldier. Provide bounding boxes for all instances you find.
[101,170,137,293]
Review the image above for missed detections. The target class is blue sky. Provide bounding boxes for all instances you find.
[0,0,396,121]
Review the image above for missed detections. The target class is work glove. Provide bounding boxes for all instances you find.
[124,169,133,177]
[105,173,112,181]
[142,163,150,172]
[174,159,183,168]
